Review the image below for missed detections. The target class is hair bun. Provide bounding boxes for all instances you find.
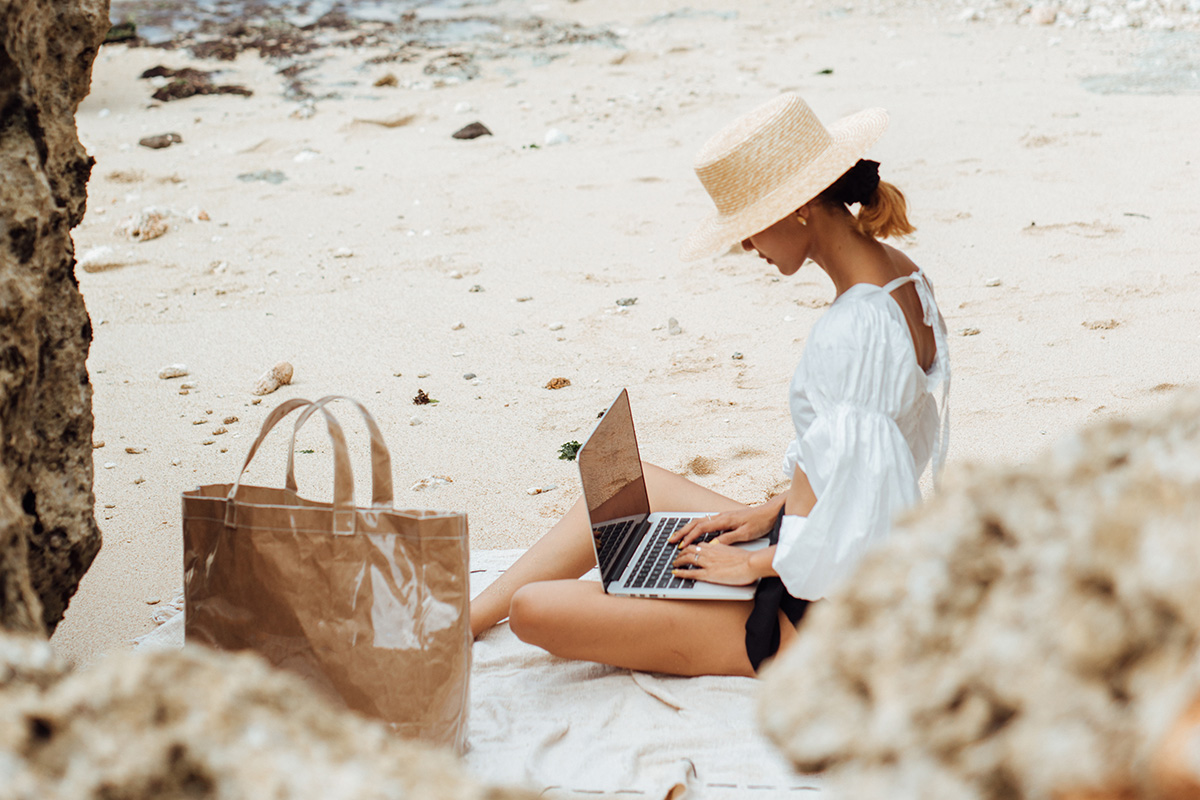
[824,159,881,206]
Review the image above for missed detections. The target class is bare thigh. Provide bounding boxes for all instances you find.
[509,579,795,677]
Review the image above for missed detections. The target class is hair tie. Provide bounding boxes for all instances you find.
[824,159,881,206]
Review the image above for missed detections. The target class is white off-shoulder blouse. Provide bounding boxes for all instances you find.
[774,268,950,601]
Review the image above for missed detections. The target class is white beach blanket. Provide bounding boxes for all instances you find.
[135,549,816,799]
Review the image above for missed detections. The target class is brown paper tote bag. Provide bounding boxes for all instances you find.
[182,396,470,752]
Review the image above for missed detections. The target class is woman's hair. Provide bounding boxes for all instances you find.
[817,159,915,240]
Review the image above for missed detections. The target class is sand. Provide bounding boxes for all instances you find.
[53,0,1200,667]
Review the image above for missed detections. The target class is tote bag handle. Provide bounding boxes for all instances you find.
[285,395,394,508]
[226,397,357,535]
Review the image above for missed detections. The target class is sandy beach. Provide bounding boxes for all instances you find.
[52,0,1200,668]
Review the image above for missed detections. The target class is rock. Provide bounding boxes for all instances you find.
[373,72,398,87]
[452,322,465,331]
[616,297,638,307]
[1030,5,1057,24]
[123,447,143,455]
[77,245,124,273]
[985,277,1003,287]
[958,327,981,336]
[0,632,534,799]
[211,427,227,436]
[138,132,182,149]
[452,122,492,140]
[463,373,476,380]
[731,352,743,360]
[409,416,422,426]
[544,128,570,146]
[760,391,1200,800]
[223,416,238,425]
[252,362,294,396]
[333,247,353,258]
[0,0,107,633]
[468,284,484,293]
[411,475,453,491]
[237,170,288,185]
[526,485,557,496]
[139,65,252,102]
[549,322,564,331]
[117,209,170,242]
[667,317,682,335]
[545,378,571,390]
[1085,319,1121,331]
[158,364,188,379]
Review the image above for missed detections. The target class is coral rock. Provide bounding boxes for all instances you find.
[0,0,108,633]
[760,391,1200,800]
[0,633,533,800]
[252,362,294,396]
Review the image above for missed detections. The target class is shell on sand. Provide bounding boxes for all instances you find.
[252,362,294,396]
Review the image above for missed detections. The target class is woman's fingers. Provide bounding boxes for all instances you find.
[670,515,724,547]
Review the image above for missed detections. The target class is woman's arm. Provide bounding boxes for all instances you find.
[671,466,821,585]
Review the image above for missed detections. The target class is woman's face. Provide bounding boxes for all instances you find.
[741,211,810,276]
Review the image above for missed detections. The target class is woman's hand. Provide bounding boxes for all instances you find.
[672,542,773,586]
[668,503,780,549]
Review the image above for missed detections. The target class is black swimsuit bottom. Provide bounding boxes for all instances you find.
[744,508,811,672]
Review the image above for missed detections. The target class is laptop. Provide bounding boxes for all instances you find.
[577,389,766,600]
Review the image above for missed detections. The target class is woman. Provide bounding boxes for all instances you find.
[469,93,950,677]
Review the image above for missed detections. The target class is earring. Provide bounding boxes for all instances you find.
[796,213,808,227]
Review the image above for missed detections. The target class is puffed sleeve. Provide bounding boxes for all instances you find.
[773,299,922,600]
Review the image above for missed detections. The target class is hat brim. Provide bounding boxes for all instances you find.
[679,107,889,262]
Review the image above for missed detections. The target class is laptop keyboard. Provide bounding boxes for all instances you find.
[593,518,637,573]
[627,518,720,591]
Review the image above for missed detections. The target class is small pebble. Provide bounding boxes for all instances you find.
[616,297,638,307]
[469,284,484,293]
[103,462,116,469]
[463,372,476,380]
[223,416,238,425]
[985,277,1003,287]
[145,597,161,605]
[201,440,215,446]
[125,446,144,454]
[449,270,464,279]
[410,416,422,426]
[511,328,524,336]
[418,372,430,378]
[181,383,197,390]
[549,322,564,331]
[103,503,116,509]
[220,447,228,453]
[527,485,558,496]
[546,377,571,390]
[178,389,190,396]
[171,459,182,466]
[453,122,492,140]
[411,475,453,491]
[93,441,105,449]
[667,317,682,336]
[732,352,744,360]
[212,427,227,436]
[158,364,188,380]
[516,295,533,303]
[544,128,570,146]
[133,477,145,485]
[333,247,354,258]
[250,398,262,405]
[959,327,982,336]
[192,419,206,425]
[452,321,465,330]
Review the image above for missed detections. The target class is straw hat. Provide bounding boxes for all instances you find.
[680,93,888,261]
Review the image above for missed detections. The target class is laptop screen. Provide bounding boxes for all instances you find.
[578,390,651,525]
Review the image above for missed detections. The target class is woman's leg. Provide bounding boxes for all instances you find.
[509,579,758,676]
[470,463,749,637]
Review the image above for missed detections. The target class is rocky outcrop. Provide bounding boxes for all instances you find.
[760,392,1200,799]
[0,0,108,631]
[0,632,535,799]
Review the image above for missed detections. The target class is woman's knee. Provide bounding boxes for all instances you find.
[508,583,559,646]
